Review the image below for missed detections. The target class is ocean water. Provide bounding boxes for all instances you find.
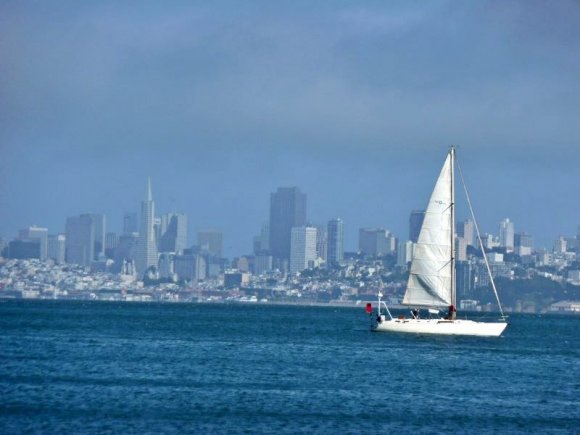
[0,300,578,434]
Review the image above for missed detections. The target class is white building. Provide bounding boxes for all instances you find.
[499,218,514,252]
[48,234,66,264]
[396,240,414,267]
[290,226,317,274]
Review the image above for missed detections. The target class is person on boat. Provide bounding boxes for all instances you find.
[446,304,457,320]
[412,309,419,319]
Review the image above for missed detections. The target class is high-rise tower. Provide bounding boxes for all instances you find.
[499,218,514,252]
[269,187,307,264]
[409,210,425,243]
[135,178,158,277]
[327,218,344,265]
[290,226,317,274]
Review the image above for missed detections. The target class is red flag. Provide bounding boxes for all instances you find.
[365,303,372,314]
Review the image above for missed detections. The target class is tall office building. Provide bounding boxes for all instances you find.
[456,261,473,299]
[514,232,533,256]
[455,236,468,261]
[397,240,414,268]
[290,226,317,274]
[135,178,158,277]
[409,210,425,243]
[269,187,307,263]
[18,226,48,260]
[105,232,118,259]
[198,230,223,257]
[499,218,515,252]
[314,224,327,261]
[253,223,271,254]
[327,218,344,265]
[159,213,188,253]
[456,218,475,246]
[113,233,138,273]
[553,236,567,254]
[66,214,95,266]
[123,212,138,235]
[359,228,395,256]
[48,234,66,264]
[89,213,106,259]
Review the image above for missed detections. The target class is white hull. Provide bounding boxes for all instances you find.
[373,318,507,337]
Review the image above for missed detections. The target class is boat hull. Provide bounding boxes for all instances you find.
[373,318,507,337]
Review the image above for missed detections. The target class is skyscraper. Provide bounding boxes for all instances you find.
[514,232,533,256]
[159,213,188,254]
[359,228,395,256]
[290,226,317,274]
[269,187,307,263]
[123,212,138,234]
[198,230,223,257]
[48,234,66,264]
[396,240,414,268]
[327,218,344,265]
[456,218,475,246]
[105,232,118,259]
[89,213,106,260]
[135,178,158,277]
[499,218,515,252]
[409,210,425,243]
[65,214,94,266]
[18,226,48,260]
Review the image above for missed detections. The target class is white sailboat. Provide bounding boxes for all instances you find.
[373,146,508,337]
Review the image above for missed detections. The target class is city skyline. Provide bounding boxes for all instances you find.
[1,2,580,256]
[0,178,580,262]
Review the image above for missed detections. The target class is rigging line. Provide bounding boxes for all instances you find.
[456,156,505,319]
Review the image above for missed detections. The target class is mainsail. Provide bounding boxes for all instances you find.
[403,151,454,307]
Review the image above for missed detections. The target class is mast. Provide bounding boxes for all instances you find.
[450,146,456,309]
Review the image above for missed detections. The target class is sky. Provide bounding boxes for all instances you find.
[1,0,579,257]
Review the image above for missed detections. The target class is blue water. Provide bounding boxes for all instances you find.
[0,300,578,433]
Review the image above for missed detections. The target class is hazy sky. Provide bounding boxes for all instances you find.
[1,1,579,256]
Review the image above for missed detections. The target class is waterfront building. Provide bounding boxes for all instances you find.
[327,218,344,266]
[499,218,515,252]
[48,234,66,264]
[290,226,317,274]
[269,187,307,264]
[198,230,223,257]
[65,214,95,267]
[409,210,425,243]
[135,178,158,277]
[18,226,48,260]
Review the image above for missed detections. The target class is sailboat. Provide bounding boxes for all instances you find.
[372,146,508,337]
